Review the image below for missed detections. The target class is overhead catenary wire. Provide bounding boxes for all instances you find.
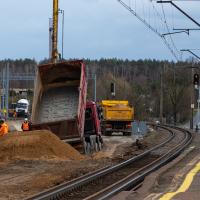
[118,0,162,37]
[160,3,180,59]
[157,1,200,28]
[171,3,174,29]
[117,0,180,61]
[151,1,164,31]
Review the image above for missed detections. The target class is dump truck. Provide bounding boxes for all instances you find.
[84,101,103,151]
[30,61,103,151]
[100,100,134,136]
[30,0,103,152]
[31,60,87,140]
[30,3,87,140]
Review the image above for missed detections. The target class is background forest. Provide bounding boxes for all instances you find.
[0,58,198,124]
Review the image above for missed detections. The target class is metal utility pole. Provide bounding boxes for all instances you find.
[94,74,96,102]
[58,9,65,60]
[87,74,97,102]
[173,65,177,125]
[5,63,9,119]
[0,64,35,120]
[1,68,5,112]
[180,49,200,129]
[1,64,10,119]
[191,66,194,129]
[191,104,194,129]
[197,86,200,127]
[159,65,164,123]
[62,10,64,60]
[181,49,200,129]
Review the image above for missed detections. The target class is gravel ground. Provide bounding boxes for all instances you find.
[117,130,199,200]
[8,120,23,132]
[0,127,169,200]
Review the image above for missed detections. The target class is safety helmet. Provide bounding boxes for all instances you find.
[24,118,28,122]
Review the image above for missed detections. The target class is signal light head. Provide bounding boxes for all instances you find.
[193,73,199,85]
[110,82,115,97]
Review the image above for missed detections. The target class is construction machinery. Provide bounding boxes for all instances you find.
[31,60,87,140]
[100,100,134,136]
[15,99,29,117]
[30,0,103,151]
[52,0,59,63]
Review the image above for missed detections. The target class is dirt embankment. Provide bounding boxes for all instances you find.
[0,130,83,162]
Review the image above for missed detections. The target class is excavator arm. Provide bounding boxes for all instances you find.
[52,0,59,63]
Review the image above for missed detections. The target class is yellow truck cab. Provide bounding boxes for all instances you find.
[100,100,134,136]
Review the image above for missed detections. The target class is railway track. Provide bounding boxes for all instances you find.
[26,125,192,200]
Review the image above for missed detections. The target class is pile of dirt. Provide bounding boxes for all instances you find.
[0,130,83,161]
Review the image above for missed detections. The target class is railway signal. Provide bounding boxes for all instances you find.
[193,74,199,86]
[110,82,115,97]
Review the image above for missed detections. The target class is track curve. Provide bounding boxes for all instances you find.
[26,125,192,200]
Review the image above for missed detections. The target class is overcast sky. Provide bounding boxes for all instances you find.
[0,0,199,61]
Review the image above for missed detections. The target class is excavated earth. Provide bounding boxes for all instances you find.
[0,127,168,200]
[0,130,83,162]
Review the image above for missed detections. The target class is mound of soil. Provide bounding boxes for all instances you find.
[0,130,83,161]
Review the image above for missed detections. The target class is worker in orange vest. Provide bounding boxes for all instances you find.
[0,119,9,136]
[13,111,17,120]
[21,118,30,131]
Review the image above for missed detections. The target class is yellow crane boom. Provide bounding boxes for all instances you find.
[52,0,59,63]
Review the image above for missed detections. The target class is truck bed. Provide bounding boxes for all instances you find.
[103,107,133,121]
[36,86,79,123]
[30,119,79,139]
[31,61,87,139]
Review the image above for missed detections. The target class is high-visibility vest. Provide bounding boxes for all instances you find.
[22,122,30,131]
[0,123,8,136]
[13,112,17,118]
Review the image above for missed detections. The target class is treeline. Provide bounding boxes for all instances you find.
[0,59,37,88]
[0,58,198,123]
[86,59,196,123]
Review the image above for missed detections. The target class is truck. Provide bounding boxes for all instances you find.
[30,61,102,151]
[100,100,134,136]
[15,99,29,117]
[30,0,103,152]
[84,101,103,151]
[31,60,87,139]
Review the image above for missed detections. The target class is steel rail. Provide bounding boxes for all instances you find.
[84,126,192,200]
[26,126,175,200]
